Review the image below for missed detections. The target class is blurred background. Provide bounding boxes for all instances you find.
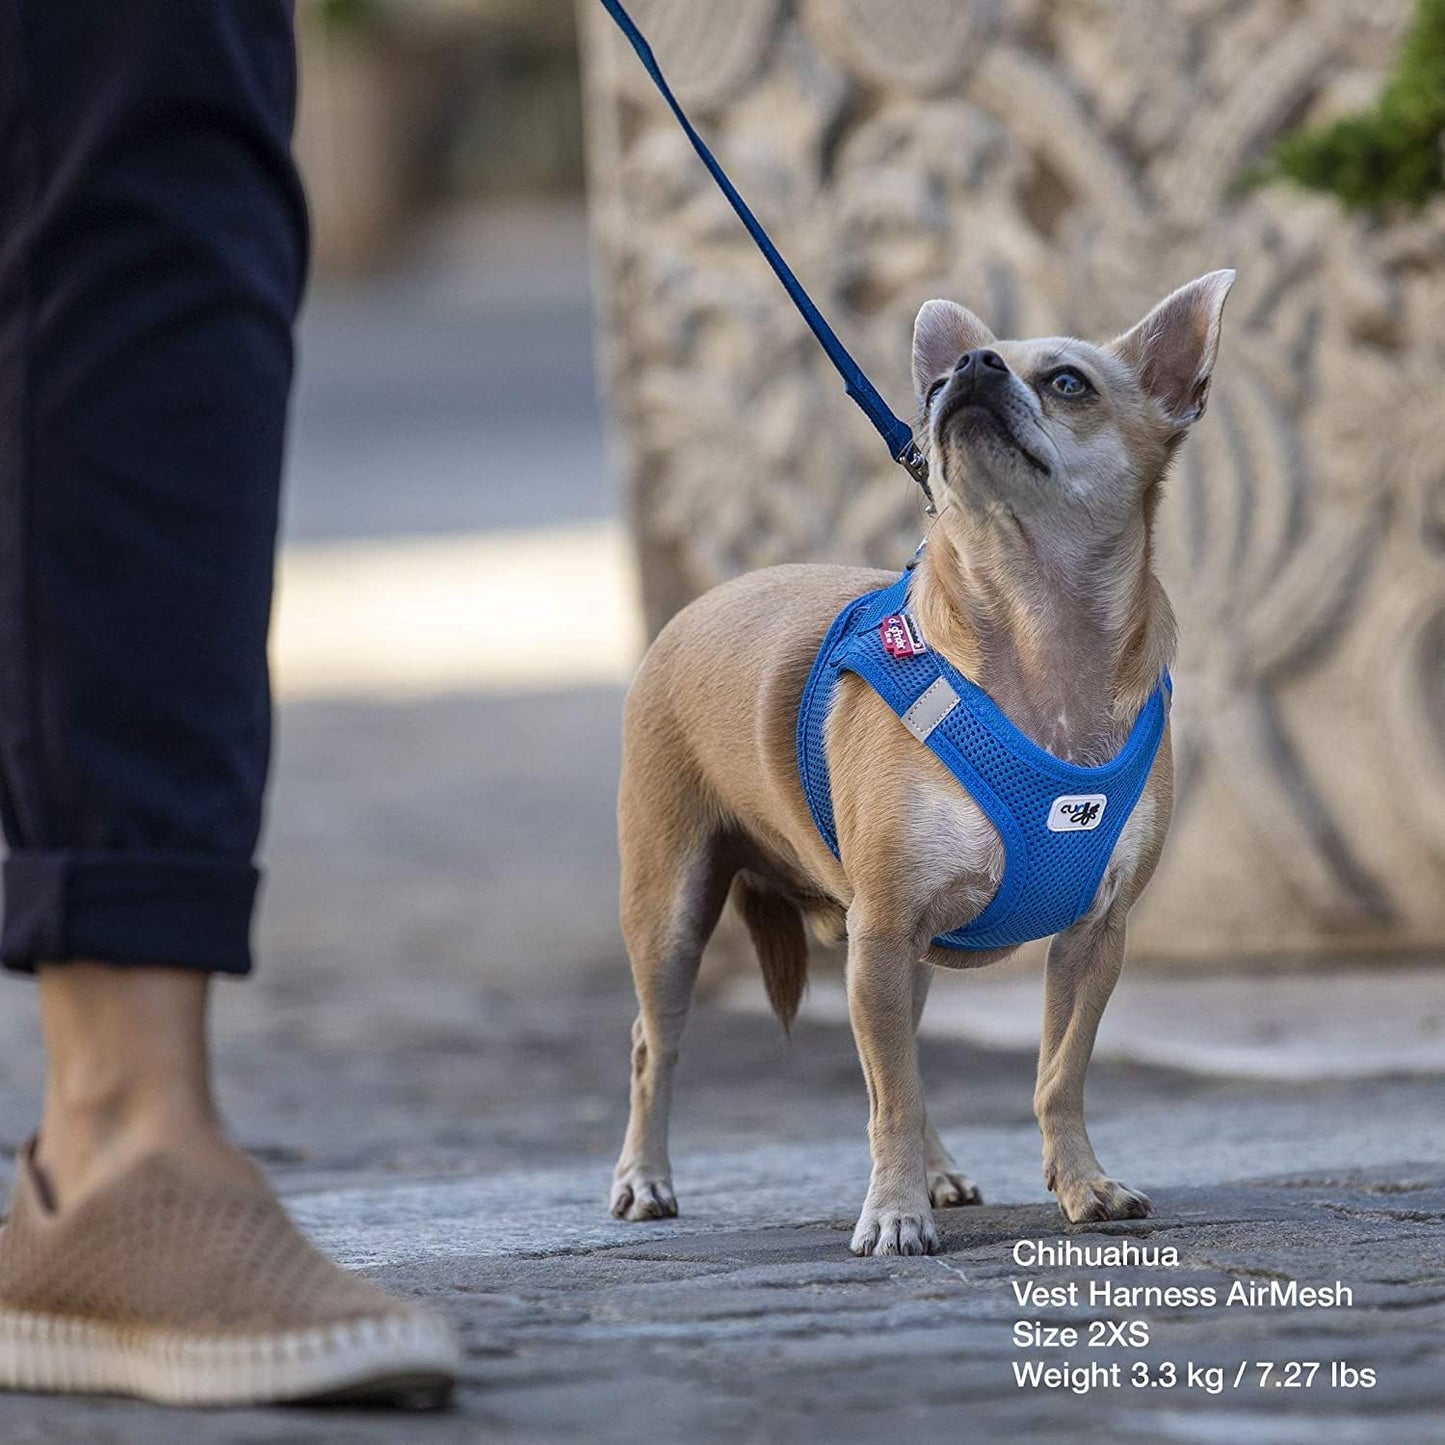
[267,0,632,1012]
[2,5,1443,1436]
[260,0,1445,1082]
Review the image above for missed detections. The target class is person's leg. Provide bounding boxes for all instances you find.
[0,0,296,956]
[36,965,263,1207]
[0,0,456,1403]
[0,0,296,1215]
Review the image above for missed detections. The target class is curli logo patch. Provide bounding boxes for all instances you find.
[1048,794,1107,832]
[880,612,928,659]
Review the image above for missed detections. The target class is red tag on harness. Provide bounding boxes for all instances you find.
[880,612,928,659]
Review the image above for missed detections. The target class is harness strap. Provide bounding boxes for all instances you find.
[597,0,934,510]
[796,574,1171,951]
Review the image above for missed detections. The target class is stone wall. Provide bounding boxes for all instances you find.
[580,0,1445,964]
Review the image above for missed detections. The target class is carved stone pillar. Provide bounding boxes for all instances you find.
[581,0,1445,964]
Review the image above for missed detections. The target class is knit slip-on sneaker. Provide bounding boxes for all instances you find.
[0,1141,460,1407]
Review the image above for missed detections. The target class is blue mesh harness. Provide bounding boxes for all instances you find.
[796,570,1170,951]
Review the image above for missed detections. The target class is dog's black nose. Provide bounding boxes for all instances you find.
[955,347,1008,377]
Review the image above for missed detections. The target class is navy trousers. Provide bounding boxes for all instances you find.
[0,2,307,974]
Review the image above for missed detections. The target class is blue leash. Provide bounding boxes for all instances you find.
[597,0,935,511]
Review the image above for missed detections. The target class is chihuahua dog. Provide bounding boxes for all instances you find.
[608,271,1234,1255]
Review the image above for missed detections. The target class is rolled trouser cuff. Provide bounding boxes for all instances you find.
[1,853,258,975]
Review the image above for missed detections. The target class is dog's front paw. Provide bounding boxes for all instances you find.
[928,1169,983,1208]
[610,1171,678,1221]
[1054,1175,1152,1223]
[850,1202,939,1256]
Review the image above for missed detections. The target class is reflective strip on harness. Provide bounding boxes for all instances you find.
[902,678,959,743]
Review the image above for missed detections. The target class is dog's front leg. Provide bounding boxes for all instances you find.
[1034,911,1152,1223]
[848,920,937,1255]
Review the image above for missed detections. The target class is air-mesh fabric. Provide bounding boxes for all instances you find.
[796,571,1169,951]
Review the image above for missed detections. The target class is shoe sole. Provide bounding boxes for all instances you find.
[0,1307,460,1407]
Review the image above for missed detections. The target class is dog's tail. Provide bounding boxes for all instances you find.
[731,874,809,1033]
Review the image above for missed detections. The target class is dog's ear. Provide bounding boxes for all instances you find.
[912,299,996,403]
[1110,270,1236,428]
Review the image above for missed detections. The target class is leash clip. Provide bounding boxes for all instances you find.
[896,439,936,515]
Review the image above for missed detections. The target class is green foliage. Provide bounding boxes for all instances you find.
[1249,0,1445,212]
[311,0,385,32]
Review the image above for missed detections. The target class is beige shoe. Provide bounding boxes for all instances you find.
[0,1142,460,1406]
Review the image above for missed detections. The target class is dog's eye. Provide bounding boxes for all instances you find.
[924,377,947,411]
[1047,369,1090,398]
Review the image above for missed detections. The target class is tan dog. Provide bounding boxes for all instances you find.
[609,271,1235,1255]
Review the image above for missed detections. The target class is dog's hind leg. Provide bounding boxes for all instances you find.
[610,791,734,1222]
[1034,910,1152,1223]
[912,961,983,1208]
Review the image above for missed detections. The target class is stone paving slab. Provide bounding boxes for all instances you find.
[422,1179,1444,1443]
[737,964,1445,1080]
[4,992,1443,1443]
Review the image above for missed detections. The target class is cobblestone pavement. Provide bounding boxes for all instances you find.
[2,971,1443,1443]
